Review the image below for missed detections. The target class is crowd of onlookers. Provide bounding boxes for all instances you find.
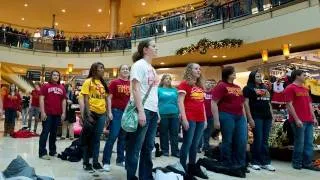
[53,31,131,52]
[0,24,131,53]
[0,24,33,48]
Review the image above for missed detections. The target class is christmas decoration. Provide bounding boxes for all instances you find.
[176,38,243,55]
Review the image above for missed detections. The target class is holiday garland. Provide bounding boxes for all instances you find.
[176,38,243,55]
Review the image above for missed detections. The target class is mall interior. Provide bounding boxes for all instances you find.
[0,0,320,179]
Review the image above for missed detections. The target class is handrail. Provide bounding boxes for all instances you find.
[131,0,306,40]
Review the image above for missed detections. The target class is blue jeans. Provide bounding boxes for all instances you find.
[199,117,214,151]
[291,122,314,168]
[252,118,272,165]
[22,108,28,126]
[28,106,40,131]
[126,109,158,180]
[82,112,106,164]
[159,114,180,155]
[39,115,61,157]
[103,108,126,164]
[180,121,204,170]
[219,112,247,168]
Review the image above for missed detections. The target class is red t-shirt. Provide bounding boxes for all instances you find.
[109,79,130,110]
[31,89,41,107]
[41,83,66,115]
[212,81,244,116]
[177,81,205,122]
[204,89,213,118]
[284,83,312,123]
[3,93,22,111]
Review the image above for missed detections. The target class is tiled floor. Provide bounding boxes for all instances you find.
[0,120,319,180]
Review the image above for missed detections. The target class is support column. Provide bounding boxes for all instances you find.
[110,0,120,36]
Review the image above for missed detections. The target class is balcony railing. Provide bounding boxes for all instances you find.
[0,31,132,53]
[132,0,303,40]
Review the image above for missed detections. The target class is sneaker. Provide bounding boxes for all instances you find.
[60,137,66,140]
[83,163,94,172]
[103,164,111,172]
[49,152,57,157]
[250,164,261,170]
[39,155,51,160]
[116,162,125,167]
[93,163,103,171]
[261,164,276,171]
[292,164,302,170]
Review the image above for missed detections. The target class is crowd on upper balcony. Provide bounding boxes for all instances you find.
[0,24,131,53]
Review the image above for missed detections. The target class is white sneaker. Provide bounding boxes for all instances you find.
[116,162,125,167]
[261,164,276,171]
[251,164,261,170]
[103,164,111,172]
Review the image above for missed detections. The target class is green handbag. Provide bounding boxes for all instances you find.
[121,84,153,132]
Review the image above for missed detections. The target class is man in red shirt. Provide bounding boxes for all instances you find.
[284,69,319,171]
[28,83,41,133]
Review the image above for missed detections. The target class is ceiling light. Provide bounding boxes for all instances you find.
[55,22,59,26]
[160,62,165,65]
[212,55,218,58]
[61,9,66,13]
[24,3,28,7]
[98,9,102,13]
[21,17,25,21]
[119,22,123,25]
[222,55,227,58]
[141,2,146,6]
[87,24,91,27]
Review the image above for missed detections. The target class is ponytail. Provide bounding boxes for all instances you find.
[132,51,143,62]
[132,39,152,63]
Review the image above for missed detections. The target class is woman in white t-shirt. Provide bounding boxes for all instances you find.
[125,40,159,180]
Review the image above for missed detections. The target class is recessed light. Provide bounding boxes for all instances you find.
[289,44,292,46]
[212,55,218,58]
[141,2,146,6]
[55,22,59,26]
[61,9,66,13]
[160,62,165,65]
[222,55,227,58]
[98,9,102,13]
[119,22,123,25]
[21,17,25,21]
[24,3,28,7]
[87,24,91,27]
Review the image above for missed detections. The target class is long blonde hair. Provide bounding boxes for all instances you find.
[183,63,204,88]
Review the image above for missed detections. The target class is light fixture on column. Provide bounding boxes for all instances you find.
[283,44,290,58]
[113,68,118,77]
[262,50,268,63]
[68,64,73,73]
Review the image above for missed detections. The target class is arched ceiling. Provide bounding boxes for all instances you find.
[0,0,202,34]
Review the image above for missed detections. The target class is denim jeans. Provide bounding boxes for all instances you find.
[159,114,180,155]
[4,109,17,135]
[199,117,214,151]
[291,122,314,168]
[28,106,40,132]
[180,121,204,170]
[252,118,272,165]
[22,108,28,126]
[39,115,61,157]
[103,108,126,164]
[126,109,158,180]
[82,112,106,164]
[219,112,247,168]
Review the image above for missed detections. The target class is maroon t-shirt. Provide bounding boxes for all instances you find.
[204,89,214,118]
[40,83,66,115]
[31,89,41,107]
[284,83,313,123]
[109,79,130,110]
[212,81,244,116]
